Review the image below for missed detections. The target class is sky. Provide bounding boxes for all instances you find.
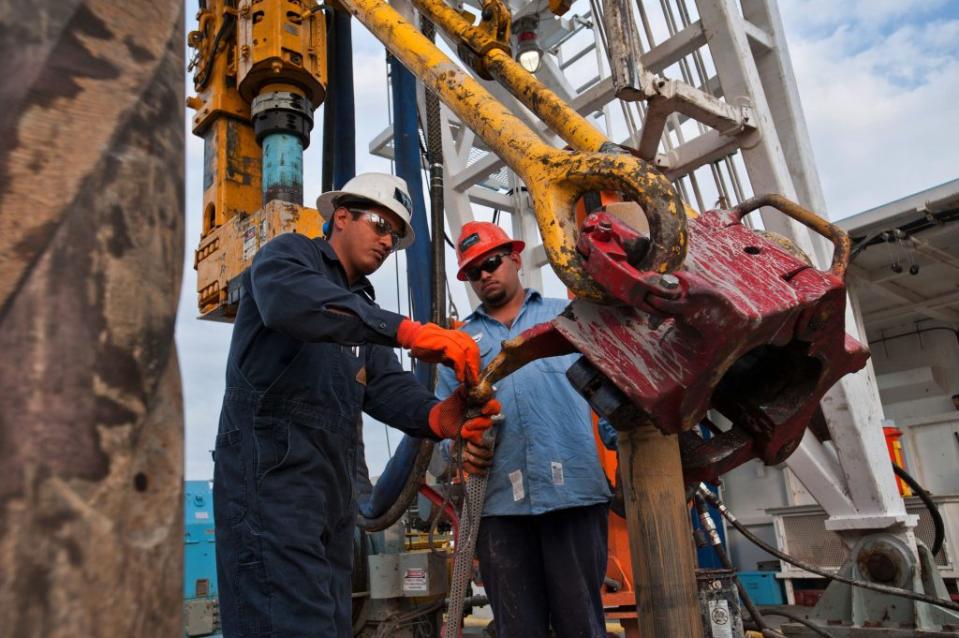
[178,0,959,480]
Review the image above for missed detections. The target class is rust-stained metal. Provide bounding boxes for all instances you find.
[0,1,185,635]
[188,1,262,238]
[732,194,851,279]
[464,195,867,481]
[194,200,324,319]
[188,0,327,318]
[467,321,576,405]
[567,208,867,483]
[338,0,688,299]
[234,0,327,104]
[619,423,704,638]
[414,0,607,152]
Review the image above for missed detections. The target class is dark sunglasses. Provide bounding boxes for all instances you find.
[465,252,511,282]
[349,209,404,251]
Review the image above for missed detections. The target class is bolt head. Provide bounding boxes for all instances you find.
[659,273,680,290]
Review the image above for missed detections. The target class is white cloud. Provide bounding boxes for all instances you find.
[781,2,959,216]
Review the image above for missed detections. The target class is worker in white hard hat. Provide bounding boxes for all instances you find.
[213,172,500,638]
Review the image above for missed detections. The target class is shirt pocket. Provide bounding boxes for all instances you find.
[538,353,575,377]
[478,339,494,367]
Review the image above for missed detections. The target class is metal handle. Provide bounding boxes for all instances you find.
[731,194,851,279]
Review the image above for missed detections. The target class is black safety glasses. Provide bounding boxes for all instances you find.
[464,252,511,282]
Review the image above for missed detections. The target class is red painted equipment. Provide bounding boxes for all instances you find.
[470,194,869,484]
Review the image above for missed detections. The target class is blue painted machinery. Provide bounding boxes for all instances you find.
[184,480,219,636]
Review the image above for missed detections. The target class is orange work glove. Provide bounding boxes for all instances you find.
[428,387,501,444]
[397,319,481,385]
[453,438,495,476]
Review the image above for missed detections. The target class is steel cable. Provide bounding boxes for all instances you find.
[697,486,959,613]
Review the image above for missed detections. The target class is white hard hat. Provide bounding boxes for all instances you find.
[316,172,416,250]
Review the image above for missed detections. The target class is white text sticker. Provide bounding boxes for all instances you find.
[551,462,565,486]
[509,469,525,502]
[708,599,733,638]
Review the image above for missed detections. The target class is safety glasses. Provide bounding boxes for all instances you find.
[349,210,404,251]
[464,252,511,282]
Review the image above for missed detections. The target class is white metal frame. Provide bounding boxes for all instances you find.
[369,0,914,545]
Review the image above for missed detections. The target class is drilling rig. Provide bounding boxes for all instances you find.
[185,0,959,636]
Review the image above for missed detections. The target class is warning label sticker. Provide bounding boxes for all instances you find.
[403,568,428,594]
[242,227,257,262]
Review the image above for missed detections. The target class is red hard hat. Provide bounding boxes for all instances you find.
[455,222,526,281]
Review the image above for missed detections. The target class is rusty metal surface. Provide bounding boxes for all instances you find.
[0,2,184,636]
[559,202,868,480]
[195,200,324,320]
[467,320,576,405]
[732,194,851,279]
[470,198,867,483]
[620,424,704,638]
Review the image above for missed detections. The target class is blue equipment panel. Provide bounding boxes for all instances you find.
[738,570,785,606]
[184,480,218,599]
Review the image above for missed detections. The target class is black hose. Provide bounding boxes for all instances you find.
[892,462,944,556]
[356,439,434,531]
[692,494,785,638]
[698,486,959,613]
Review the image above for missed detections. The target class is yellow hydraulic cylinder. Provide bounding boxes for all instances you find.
[188,1,262,236]
[235,0,327,104]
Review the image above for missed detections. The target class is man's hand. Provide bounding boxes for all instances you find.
[454,438,494,476]
[428,387,501,444]
[397,320,481,384]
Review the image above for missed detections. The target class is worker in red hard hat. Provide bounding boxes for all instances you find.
[437,221,613,638]
[214,174,500,638]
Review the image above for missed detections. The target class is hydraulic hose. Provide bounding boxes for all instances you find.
[692,494,786,638]
[356,436,434,531]
[697,486,959,613]
[892,462,945,556]
[322,4,356,193]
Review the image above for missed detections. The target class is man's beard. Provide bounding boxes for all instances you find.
[481,287,508,307]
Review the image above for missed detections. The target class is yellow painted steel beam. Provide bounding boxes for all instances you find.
[414,0,608,153]
[339,0,687,298]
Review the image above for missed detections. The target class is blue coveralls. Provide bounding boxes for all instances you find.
[213,233,439,638]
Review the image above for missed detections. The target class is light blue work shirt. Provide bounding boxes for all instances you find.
[436,289,612,517]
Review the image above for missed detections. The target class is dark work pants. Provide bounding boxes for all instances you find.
[476,503,609,638]
[215,390,358,638]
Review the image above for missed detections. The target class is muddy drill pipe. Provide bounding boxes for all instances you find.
[618,423,704,637]
[0,2,185,636]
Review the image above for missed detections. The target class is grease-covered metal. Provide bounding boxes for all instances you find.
[465,197,867,483]
[339,0,687,299]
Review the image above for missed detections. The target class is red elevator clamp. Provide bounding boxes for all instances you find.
[560,196,868,481]
[469,196,869,483]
